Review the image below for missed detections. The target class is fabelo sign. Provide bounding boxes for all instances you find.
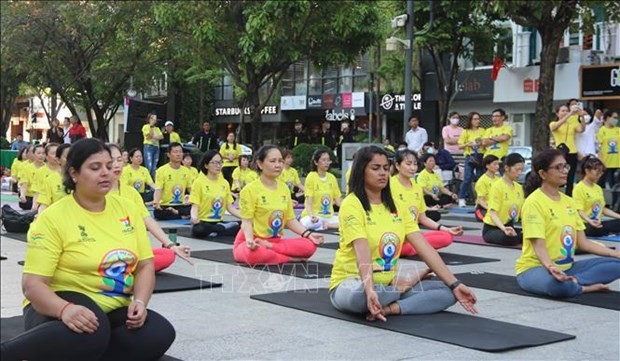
[325,109,356,121]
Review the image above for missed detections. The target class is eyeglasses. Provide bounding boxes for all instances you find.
[209,161,222,166]
[550,163,571,172]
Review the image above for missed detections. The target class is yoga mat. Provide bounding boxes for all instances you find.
[164,219,192,226]
[191,249,332,279]
[167,227,237,245]
[590,235,620,242]
[440,215,480,223]
[455,272,620,311]
[2,232,28,242]
[154,272,222,293]
[250,289,576,352]
[453,234,521,250]
[0,316,182,360]
[447,207,475,214]
[421,226,479,231]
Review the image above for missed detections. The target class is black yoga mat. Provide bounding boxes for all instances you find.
[0,316,183,360]
[167,227,237,245]
[455,272,620,311]
[250,289,575,352]
[440,215,480,223]
[191,249,332,279]
[2,232,27,242]
[154,272,222,293]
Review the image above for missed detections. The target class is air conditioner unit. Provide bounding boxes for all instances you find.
[584,50,604,65]
[556,46,570,64]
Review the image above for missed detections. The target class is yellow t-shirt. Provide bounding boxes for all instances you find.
[169,131,181,144]
[483,178,524,226]
[20,162,47,196]
[483,124,513,159]
[10,158,23,181]
[37,171,67,207]
[155,164,192,206]
[121,165,153,193]
[458,128,486,156]
[474,173,498,206]
[572,181,605,222]
[142,124,163,146]
[239,179,295,239]
[416,168,443,195]
[550,116,581,154]
[189,174,233,222]
[186,166,198,185]
[232,167,254,191]
[245,170,258,185]
[329,194,419,290]
[24,194,153,312]
[108,184,150,218]
[390,175,426,223]
[278,167,302,192]
[345,168,352,195]
[516,189,584,274]
[597,126,620,168]
[220,143,242,168]
[301,172,341,218]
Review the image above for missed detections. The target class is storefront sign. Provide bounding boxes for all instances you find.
[325,109,356,121]
[522,77,540,93]
[425,69,494,101]
[214,106,278,116]
[494,62,580,102]
[307,95,322,108]
[280,95,306,110]
[581,65,620,99]
[352,92,365,107]
[379,93,422,112]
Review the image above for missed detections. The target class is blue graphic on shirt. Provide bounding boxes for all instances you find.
[432,185,439,195]
[133,180,142,191]
[171,185,183,204]
[98,249,137,297]
[375,232,400,271]
[269,211,284,237]
[319,195,331,215]
[589,202,601,220]
[556,226,575,265]
[509,204,519,222]
[608,140,618,154]
[209,197,224,219]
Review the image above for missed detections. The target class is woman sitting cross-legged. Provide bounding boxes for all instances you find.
[474,155,500,222]
[233,145,324,265]
[517,148,620,298]
[299,149,342,231]
[573,155,620,237]
[417,153,458,216]
[120,148,157,202]
[482,153,525,246]
[329,145,478,320]
[391,149,461,257]
[0,139,175,361]
[190,150,242,238]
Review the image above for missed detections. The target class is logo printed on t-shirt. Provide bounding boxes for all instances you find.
[409,206,418,222]
[509,204,519,221]
[375,232,400,272]
[319,195,331,215]
[269,210,284,237]
[171,185,183,203]
[209,197,224,219]
[133,180,142,191]
[119,216,135,234]
[556,225,575,265]
[608,140,618,154]
[98,249,137,297]
[78,225,96,242]
[590,202,602,220]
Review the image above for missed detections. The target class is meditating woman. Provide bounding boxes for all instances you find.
[18,144,46,211]
[329,145,477,320]
[474,155,500,222]
[573,155,620,237]
[37,143,71,213]
[183,153,199,185]
[417,153,458,212]
[10,146,29,193]
[121,148,158,202]
[190,150,242,238]
[233,145,323,265]
[299,149,342,231]
[517,148,620,298]
[0,139,175,360]
[108,143,192,272]
[482,153,525,246]
[391,149,462,257]
[231,154,256,196]
[279,149,305,204]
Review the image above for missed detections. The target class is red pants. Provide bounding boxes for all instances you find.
[233,230,317,265]
[401,231,453,257]
[153,248,175,273]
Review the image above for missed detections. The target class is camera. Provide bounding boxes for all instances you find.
[391,14,408,29]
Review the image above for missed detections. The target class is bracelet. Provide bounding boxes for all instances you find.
[301,229,311,238]
[165,242,179,249]
[436,223,443,231]
[448,280,462,291]
[58,302,74,320]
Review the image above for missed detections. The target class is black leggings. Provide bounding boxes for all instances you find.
[424,194,454,208]
[564,153,578,196]
[154,205,191,220]
[585,219,620,237]
[0,291,175,361]
[192,220,240,238]
[482,223,523,246]
[474,205,486,222]
[140,190,154,203]
[222,166,235,187]
[18,196,33,210]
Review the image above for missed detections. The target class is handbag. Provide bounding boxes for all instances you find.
[555,121,570,155]
[1,204,36,233]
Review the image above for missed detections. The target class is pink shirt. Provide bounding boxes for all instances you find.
[442,125,464,154]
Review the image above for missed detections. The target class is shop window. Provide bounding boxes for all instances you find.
[354,53,369,75]
[323,78,337,94]
[353,76,369,92]
[339,77,352,93]
[308,63,322,95]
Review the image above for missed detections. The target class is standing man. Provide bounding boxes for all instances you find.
[316,120,336,150]
[283,119,309,150]
[191,120,219,152]
[481,108,512,161]
[10,133,29,151]
[405,115,428,154]
[164,121,181,144]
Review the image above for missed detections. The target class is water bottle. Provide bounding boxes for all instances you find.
[167,228,178,244]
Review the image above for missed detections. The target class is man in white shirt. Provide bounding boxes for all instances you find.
[405,115,428,153]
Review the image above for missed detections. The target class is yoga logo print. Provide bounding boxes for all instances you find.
[171,184,183,204]
[209,197,224,219]
[269,210,284,237]
[319,195,331,215]
[408,206,418,222]
[98,249,137,297]
[589,201,602,220]
[376,232,400,272]
[556,225,575,265]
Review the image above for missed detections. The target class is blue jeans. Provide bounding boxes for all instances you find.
[143,144,159,179]
[517,257,620,298]
[458,155,481,199]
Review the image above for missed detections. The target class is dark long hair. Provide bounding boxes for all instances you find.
[464,111,481,130]
[17,145,30,161]
[524,148,565,197]
[578,154,605,179]
[348,145,397,213]
[198,149,221,176]
[63,139,110,193]
[225,132,237,150]
[393,149,417,176]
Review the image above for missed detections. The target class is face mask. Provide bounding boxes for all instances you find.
[427,147,435,154]
[612,118,619,127]
[583,115,592,123]
[450,118,460,125]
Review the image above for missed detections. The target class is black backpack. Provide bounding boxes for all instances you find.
[1,204,36,234]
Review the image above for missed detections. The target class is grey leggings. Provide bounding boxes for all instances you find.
[329,278,456,315]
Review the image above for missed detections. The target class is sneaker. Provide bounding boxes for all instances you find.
[458,199,466,208]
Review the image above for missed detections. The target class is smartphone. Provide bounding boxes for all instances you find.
[575,102,583,109]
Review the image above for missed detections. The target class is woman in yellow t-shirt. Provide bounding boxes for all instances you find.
[219,132,242,186]
[231,155,255,196]
[517,149,620,298]
[182,153,199,185]
[122,148,157,202]
[37,143,71,214]
[417,153,458,209]
[549,104,585,196]
[189,150,242,238]
[457,111,486,207]
[329,145,477,319]
[391,150,462,257]
[4,139,175,360]
[299,149,342,231]
[573,155,620,237]
[233,145,323,265]
[10,146,30,193]
[597,110,619,206]
[19,144,46,211]
[280,149,305,204]
[482,153,525,246]
[474,155,500,222]
[141,112,164,178]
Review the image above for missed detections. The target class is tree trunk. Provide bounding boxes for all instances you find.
[247,90,262,149]
[198,79,204,123]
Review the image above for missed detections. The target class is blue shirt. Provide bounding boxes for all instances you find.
[11,140,29,151]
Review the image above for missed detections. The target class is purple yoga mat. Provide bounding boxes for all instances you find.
[453,234,522,250]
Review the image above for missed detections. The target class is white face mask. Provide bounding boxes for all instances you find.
[612,118,619,127]
[450,118,460,125]
[427,147,436,154]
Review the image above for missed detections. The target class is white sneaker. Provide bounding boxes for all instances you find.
[458,199,466,208]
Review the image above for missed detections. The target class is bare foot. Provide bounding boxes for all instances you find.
[582,283,610,293]
[391,268,432,293]
[381,302,400,316]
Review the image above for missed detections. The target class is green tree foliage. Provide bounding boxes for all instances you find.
[154,1,382,148]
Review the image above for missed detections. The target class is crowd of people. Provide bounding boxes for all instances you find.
[2,104,619,359]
